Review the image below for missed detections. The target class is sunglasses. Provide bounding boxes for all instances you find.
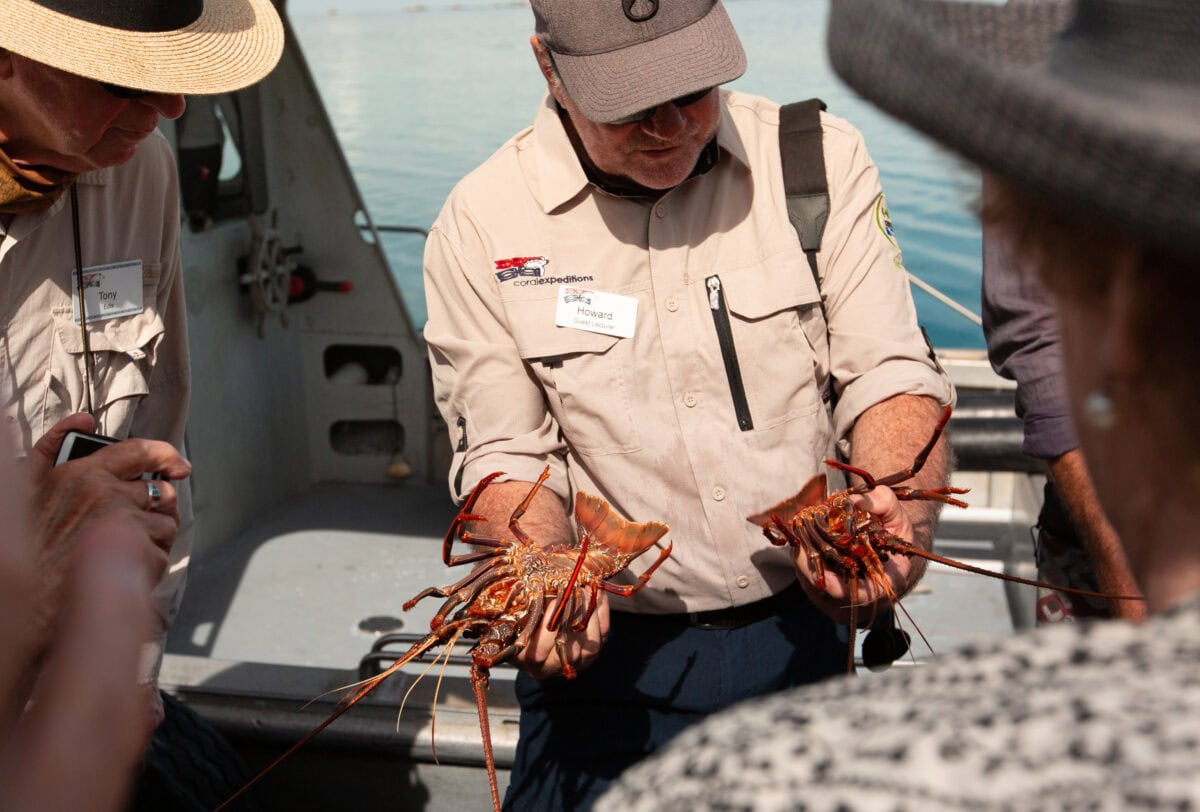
[605,87,714,126]
[99,81,151,100]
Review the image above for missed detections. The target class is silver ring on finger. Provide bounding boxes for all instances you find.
[146,479,162,512]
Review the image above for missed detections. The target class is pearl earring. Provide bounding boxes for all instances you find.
[1084,390,1116,430]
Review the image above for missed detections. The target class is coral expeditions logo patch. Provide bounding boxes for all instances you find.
[492,256,595,287]
[494,256,549,282]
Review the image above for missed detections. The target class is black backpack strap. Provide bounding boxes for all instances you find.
[780,99,836,409]
[779,98,829,295]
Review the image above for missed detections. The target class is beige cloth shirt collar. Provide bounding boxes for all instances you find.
[0,165,111,250]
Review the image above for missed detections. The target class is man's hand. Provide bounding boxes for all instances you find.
[1048,449,1145,622]
[794,394,952,624]
[516,592,609,680]
[788,485,922,625]
[25,413,191,640]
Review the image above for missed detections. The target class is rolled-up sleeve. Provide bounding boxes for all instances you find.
[981,219,1076,459]
[423,207,568,502]
[818,117,953,443]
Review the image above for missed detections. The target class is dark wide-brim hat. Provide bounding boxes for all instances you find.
[828,0,1200,255]
[0,0,284,95]
[532,0,746,124]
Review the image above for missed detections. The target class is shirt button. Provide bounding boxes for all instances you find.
[712,486,726,501]
[665,297,679,312]
[655,203,667,218]
[736,575,750,589]
[683,392,698,408]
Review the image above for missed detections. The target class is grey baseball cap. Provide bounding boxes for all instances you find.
[533,0,747,124]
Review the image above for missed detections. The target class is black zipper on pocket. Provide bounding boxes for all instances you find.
[452,415,468,496]
[706,275,754,431]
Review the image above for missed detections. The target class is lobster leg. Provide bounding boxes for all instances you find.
[597,542,674,597]
[403,559,510,614]
[508,465,552,547]
[513,593,547,655]
[797,513,847,591]
[570,583,600,633]
[761,515,798,548]
[444,471,506,561]
[890,484,970,508]
[447,533,512,564]
[547,535,592,631]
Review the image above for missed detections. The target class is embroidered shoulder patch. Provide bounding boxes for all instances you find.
[874,193,898,248]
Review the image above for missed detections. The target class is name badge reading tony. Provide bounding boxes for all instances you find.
[71,260,144,324]
[555,286,637,338]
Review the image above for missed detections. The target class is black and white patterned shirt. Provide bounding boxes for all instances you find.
[597,596,1200,811]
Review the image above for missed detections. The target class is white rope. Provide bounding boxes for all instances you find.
[907,272,982,326]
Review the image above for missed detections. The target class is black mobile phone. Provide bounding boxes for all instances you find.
[54,430,118,466]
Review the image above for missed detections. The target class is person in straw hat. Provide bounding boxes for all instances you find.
[0,0,283,743]
[423,0,957,806]
[597,0,1200,808]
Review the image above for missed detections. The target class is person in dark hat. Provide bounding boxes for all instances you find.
[596,1,1199,808]
[0,0,283,746]
[422,0,957,807]
[982,196,1145,625]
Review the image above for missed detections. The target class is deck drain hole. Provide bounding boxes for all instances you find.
[358,615,405,634]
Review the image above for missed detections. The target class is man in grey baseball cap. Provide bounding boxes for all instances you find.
[533,0,747,125]
[423,0,955,807]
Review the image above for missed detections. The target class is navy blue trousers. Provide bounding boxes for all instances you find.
[501,588,846,811]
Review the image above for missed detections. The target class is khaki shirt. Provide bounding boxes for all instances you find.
[0,132,192,660]
[424,91,952,613]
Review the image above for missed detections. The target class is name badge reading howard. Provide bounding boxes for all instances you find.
[555,286,637,338]
[71,260,144,324]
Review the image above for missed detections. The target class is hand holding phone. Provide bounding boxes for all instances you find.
[28,414,192,557]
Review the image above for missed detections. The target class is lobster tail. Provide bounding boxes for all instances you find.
[746,473,828,527]
[574,492,669,555]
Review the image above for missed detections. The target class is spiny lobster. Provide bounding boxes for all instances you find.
[747,405,1143,674]
[217,466,671,812]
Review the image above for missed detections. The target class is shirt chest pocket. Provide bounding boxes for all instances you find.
[503,295,641,456]
[44,263,166,437]
[715,253,828,431]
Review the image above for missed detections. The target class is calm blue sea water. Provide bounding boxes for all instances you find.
[290,0,986,349]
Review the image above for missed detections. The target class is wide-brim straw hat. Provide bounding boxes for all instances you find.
[0,0,284,95]
[531,0,746,124]
[827,0,1200,256]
